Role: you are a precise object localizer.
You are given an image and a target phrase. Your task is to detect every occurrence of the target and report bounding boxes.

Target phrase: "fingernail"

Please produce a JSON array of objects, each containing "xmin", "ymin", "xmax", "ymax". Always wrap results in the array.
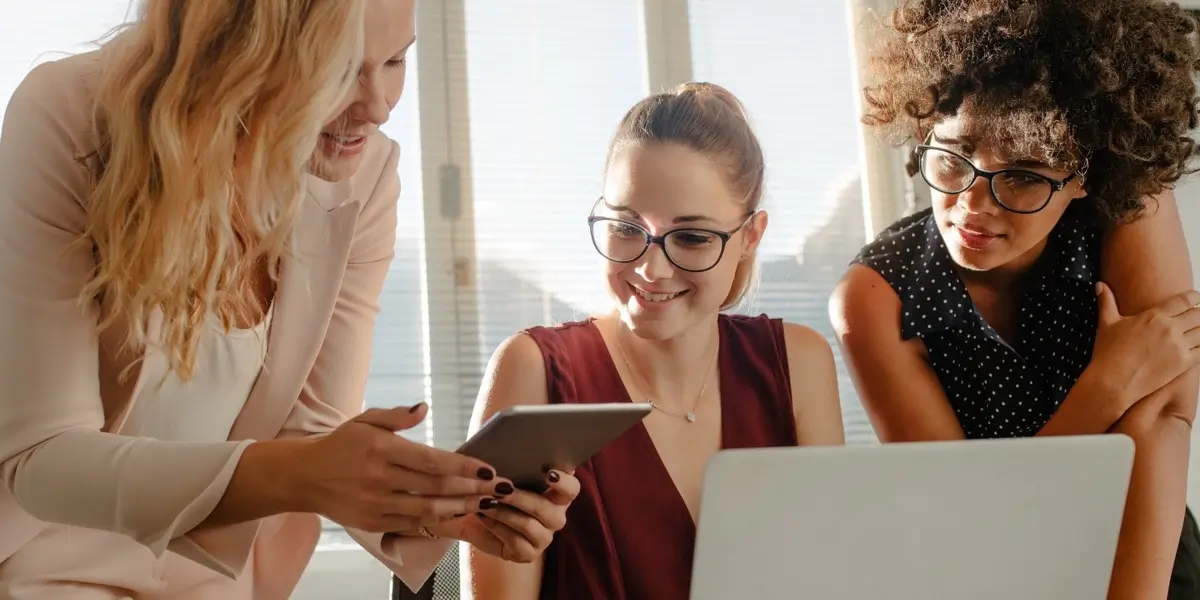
[
  {"xmin": 494, "ymin": 482, "xmax": 514, "ymax": 496},
  {"xmin": 408, "ymin": 402, "xmax": 426, "ymax": 413},
  {"xmin": 454, "ymin": 513, "xmax": 466, "ymax": 518},
  {"xmin": 479, "ymin": 497, "xmax": 499, "ymax": 510},
  {"xmin": 547, "ymin": 470, "xmax": 560, "ymax": 483},
  {"xmin": 477, "ymin": 468, "xmax": 495, "ymax": 480}
]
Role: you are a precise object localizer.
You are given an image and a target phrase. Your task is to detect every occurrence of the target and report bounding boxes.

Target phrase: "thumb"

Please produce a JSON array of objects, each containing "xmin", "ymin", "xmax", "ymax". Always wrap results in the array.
[
  {"xmin": 353, "ymin": 403, "xmax": 428, "ymax": 432},
  {"xmin": 1095, "ymin": 281, "xmax": 1121, "ymax": 325}
]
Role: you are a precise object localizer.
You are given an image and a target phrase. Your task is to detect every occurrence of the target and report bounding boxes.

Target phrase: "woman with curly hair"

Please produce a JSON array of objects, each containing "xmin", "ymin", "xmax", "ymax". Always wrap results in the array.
[{"xmin": 830, "ymin": 0, "xmax": 1200, "ymax": 597}]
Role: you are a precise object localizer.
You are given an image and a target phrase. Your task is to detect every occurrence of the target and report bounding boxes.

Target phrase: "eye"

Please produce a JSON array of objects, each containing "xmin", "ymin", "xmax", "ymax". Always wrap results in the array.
[
  {"xmin": 385, "ymin": 56, "xmax": 408, "ymax": 69},
  {"xmin": 605, "ymin": 221, "xmax": 644, "ymax": 238},
  {"xmin": 672, "ymin": 231, "xmax": 718, "ymax": 246}
]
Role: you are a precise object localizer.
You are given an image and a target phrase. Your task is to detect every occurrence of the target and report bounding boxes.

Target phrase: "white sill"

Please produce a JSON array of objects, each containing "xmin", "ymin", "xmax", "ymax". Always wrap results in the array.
[{"xmin": 291, "ymin": 532, "xmax": 391, "ymax": 600}]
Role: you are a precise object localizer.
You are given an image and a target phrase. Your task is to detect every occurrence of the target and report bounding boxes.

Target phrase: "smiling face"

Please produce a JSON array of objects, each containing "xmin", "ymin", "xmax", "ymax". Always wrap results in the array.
[
  {"xmin": 309, "ymin": 0, "xmax": 415, "ymax": 182},
  {"xmin": 927, "ymin": 113, "xmax": 1088, "ymax": 275},
  {"xmin": 597, "ymin": 142, "xmax": 766, "ymax": 341}
]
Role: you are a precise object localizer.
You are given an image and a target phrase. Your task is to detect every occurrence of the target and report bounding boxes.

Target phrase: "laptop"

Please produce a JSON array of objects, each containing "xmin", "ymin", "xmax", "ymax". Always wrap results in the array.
[{"xmin": 689, "ymin": 435, "xmax": 1134, "ymax": 600}]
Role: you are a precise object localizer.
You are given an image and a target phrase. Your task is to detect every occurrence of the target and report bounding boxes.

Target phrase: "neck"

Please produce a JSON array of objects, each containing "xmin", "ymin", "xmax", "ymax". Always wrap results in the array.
[{"xmin": 608, "ymin": 314, "xmax": 720, "ymax": 403}]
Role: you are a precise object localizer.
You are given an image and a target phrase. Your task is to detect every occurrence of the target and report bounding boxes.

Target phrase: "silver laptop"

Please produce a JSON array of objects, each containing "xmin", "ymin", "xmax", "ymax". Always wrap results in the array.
[{"xmin": 690, "ymin": 435, "xmax": 1134, "ymax": 600}]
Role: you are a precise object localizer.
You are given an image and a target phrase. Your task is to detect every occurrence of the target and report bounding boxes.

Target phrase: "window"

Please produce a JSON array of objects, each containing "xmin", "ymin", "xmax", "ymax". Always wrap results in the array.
[{"xmin": 688, "ymin": 0, "xmax": 875, "ymax": 444}]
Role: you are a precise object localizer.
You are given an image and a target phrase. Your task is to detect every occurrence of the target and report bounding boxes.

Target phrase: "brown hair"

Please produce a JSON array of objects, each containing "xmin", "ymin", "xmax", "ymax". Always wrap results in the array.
[
  {"xmin": 604, "ymin": 82, "xmax": 765, "ymax": 309},
  {"xmin": 861, "ymin": 0, "xmax": 1200, "ymax": 223}
]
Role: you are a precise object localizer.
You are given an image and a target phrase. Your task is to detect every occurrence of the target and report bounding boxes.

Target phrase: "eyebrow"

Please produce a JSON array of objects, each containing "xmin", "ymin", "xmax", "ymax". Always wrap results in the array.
[
  {"xmin": 600, "ymin": 199, "xmax": 716, "ymax": 224},
  {"xmin": 930, "ymin": 132, "xmax": 1047, "ymax": 170}
]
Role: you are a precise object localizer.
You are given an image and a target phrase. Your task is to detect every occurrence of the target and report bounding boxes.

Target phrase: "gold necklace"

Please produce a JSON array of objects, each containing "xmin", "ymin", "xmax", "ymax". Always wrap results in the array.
[{"xmin": 613, "ymin": 325, "xmax": 719, "ymax": 423}]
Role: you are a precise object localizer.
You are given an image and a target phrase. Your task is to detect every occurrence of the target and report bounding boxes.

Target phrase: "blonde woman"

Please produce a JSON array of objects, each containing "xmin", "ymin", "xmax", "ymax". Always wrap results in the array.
[{"xmin": 0, "ymin": 1, "xmax": 577, "ymax": 598}]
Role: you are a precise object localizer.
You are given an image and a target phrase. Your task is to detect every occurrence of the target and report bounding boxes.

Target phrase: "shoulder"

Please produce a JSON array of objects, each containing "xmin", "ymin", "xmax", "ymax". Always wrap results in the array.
[
  {"xmin": 353, "ymin": 132, "xmax": 401, "ymax": 211},
  {"xmin": 853, "ymin": 209, "xmax": 932, "ymax": 275},
  {"xmin": 829, "ymin": 262, "xmax": 903, "ymax": 341},
  {"xmin": 779, "ymin": 321, "xmax": 834, "ymax": 367}
]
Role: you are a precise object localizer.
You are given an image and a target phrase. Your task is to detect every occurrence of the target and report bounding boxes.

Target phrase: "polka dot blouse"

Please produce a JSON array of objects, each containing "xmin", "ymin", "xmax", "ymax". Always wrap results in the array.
[{"xmin": 852, "ymin": 203, "xmax": 1102, "ymax": 439}]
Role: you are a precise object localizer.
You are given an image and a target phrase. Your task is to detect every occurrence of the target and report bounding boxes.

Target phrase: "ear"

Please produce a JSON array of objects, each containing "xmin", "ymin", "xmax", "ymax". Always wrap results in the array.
[{"xmin": 741, "ymin": 211, "xmax": 769, "ymax": 259}]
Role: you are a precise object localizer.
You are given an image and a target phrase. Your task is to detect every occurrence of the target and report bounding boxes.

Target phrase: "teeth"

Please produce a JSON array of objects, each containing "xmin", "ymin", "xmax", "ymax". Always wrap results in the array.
[
  {"xmin": 327, "ymin": 134, "xmax": 362, "ymax": 144},
  {"xmin": 634, "ymin": 287, "xmax": 681, "ymax": 303}
]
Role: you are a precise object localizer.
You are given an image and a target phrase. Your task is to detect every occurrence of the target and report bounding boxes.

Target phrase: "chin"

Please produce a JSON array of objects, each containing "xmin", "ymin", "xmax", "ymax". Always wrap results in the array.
[{"xmin": 309, "ymin": 154, "xmax": 363, "ymax": 182}]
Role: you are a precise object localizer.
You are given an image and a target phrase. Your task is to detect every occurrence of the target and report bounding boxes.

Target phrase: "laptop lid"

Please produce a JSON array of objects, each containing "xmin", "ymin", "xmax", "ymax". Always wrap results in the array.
[{"xmin": 690, "ymin": 435, "xmax": 1134, "ymax": 600}]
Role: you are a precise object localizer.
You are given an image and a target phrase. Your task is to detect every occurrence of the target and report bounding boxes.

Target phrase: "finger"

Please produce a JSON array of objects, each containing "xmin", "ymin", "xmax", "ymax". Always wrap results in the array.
[
  {"xmin": 379, "ymin": 434, "xmax": 498, "ymax": 481},
  {"xmin": 1096, "ymin": 282, "xmax": 1120, "ymax": 325},
  {"xmin": 354, "ymin": 403, "xmax": 428, "ymax": 432},
  {"xmin": 495, "ymin": 489, "xmax": 567, "ymax": 533},
  {"xmin": 1177, "ymin": 299, "xmax": 1200, "ymax": 333},
  {"xmin": 477, "ymin": 511, "xmax": 543, "ymax": 562},
  {"xmin": 383, "ymin": 493, "xmax": 500, "ymax": 523},
  {"xmin": 541, "ymin": 469, "xmax": 580, "ymax": 505},
  {"xmin": 379, "ymin": 465, "xmax": 516, "ymax": 498},
  {"xmin": 1161, "ymin": 289, "xmax": 1200, "ymax": 318}
]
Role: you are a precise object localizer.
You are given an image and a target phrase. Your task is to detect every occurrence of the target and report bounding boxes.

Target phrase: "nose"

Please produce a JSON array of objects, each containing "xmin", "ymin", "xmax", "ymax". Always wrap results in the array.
[
  {"xmin": 634, "ymin": 242, "xmax": 674, "ymax": 282},
  {"xmin": 955, "ymin": 175, "xmax": 998, "ymax": 215},
  {"xmin": 350, "ymin": 72, "xmax": 391, "ymax": 126}
]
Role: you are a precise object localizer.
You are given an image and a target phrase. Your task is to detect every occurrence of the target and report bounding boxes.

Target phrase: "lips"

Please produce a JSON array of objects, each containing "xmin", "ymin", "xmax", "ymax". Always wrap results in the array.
[
  {"xmin": 952, "ymin": 222, "xmax": 1002, "ymax": 251},
  {"xmin": 629, "ymin": 283, "xmax": 687, "ymax": 303}
]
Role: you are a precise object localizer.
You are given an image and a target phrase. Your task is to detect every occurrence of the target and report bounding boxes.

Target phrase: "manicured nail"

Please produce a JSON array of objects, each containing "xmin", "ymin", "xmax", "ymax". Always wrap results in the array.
[
  {"xmin": 547, "ymin": 470, "xmax": 560, "ymax": 483},
  {"xmin": 454, "ymin": 513, "xmax": 466, "ymax": 518},
  {"xmin": 494, "ymin": 482, "xmax": 514, "ymax": 496},
  {"xmin": 479, "ymin": 498, "xmax": 499, "ymax": 510},
  {"xmin": 408, "ymin": 402, "xmax": 426, "ymax": 413},
  {"xmin": 476, "ymin": 468, "xmax": 495, "ymax": 480}
]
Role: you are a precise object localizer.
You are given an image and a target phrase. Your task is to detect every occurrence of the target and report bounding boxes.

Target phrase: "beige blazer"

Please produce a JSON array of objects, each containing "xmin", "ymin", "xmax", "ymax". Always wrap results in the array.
[{"xmin": 0, "ymin": 51, "xmax": 450, "ymax": 597}]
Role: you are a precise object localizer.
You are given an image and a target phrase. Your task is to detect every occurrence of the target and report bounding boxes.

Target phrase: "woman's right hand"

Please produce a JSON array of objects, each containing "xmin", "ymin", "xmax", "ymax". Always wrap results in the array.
[
  {"xmin": 288, "ymin": 403, "xmax": 512, "ymax": 534},
  {"xmin": 1091, "ymin": 282, "xmax": 1200, "ymax": 408}
]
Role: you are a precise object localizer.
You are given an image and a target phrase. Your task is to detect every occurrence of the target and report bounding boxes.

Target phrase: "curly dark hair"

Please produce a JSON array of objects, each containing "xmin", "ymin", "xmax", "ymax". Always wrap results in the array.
[{"xmin": 863, "ymin": 0, "xmax": 1200, "ymax": 223}]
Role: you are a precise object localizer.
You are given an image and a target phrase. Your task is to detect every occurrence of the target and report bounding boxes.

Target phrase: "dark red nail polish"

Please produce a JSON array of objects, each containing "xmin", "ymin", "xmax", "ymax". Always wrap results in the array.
[
  {"xmin": 495, "ymin": 482, "xmax": 514, "ymax": 495},
  {"xmin": 408, "ymin": 402, "xmax": 426, "ymax": 413},
  {"xmin": 479, "ymin": 498, "xmax": 499, "ymax": 510},
  {"xmin": 477, "ymin": 468, "xmax": 495, "ymax": 480},
  {"xmin": 547, "ymin": 470, "xmax": 560, "ymax": 483},
  {"xmin": 454, "ymin": 513, "xmax": 466, "ymax": 518}
]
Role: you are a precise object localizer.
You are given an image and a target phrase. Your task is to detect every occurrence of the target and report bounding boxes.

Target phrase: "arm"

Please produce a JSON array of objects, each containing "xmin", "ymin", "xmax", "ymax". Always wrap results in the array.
[
  {"xmin": 0, "ymin": 60, "xmax": 256, "ymax": 578},
  {"xmin": 782, "ymin": 322, "xmax": 845, "ymax": 446},
  {"xmin": 1094, "ymin": 191, "xmax": 1197, "ymax": 600},
  {"xmin": 828, "ymin": 265, "xmax": 968, "ymax": 442},
  {"xmin": 464, "ymin": 333, "xmax": 551, "ymax": 600}
]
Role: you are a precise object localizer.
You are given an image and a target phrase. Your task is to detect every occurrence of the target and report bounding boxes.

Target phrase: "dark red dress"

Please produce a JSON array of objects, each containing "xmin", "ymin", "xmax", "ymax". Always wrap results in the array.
[{"xmin": 524, "ymin": 314, "xmax": 799, "ymax": 600}]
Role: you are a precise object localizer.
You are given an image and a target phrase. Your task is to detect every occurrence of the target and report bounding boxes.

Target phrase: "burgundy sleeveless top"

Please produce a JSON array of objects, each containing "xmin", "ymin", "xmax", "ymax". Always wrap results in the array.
[{"xmin": 525, "ymin": 314, "xmax": 799, "ymax": 600}]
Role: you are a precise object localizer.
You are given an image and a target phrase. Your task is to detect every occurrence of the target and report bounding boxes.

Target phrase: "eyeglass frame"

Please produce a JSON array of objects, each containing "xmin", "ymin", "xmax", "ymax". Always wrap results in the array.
[
  {"xmin": 913, "ymin": 144, "xmax": 1078, "ymax": 215},
  {"xmin": 586, "ymin": 197, "xmax": 758, "ymax": 273}
]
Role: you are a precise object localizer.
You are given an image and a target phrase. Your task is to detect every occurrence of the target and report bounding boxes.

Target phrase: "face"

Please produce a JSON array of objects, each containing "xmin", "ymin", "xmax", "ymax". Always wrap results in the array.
[
  {"xmin": 596, "ymin": 143, "xmax": 767, "ymax": 341},
  {"xmin": 310, "ymin": 0, "xmax": 415, "ymax": 182},
  {"xmin": 925, "ymin": 114, "xmax": 1088, "ymax": 274}
]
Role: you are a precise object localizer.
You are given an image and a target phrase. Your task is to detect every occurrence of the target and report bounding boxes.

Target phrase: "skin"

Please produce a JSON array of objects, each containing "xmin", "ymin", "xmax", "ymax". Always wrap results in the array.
[
  {"xmin": 466, "ymin": 142, "xmax": 846, "ymax": 599},
  {"xmin": 204, "ymin": 0, "xmax": 580, "ymax": 566},
  {"xmin": 831, "ymin": 112, "xmax": 1200, "ymax": 600}
]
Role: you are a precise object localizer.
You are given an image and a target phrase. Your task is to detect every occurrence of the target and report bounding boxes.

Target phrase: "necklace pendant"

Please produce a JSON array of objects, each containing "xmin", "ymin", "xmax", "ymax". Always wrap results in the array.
[{"xmin": 685, "ymin": 411, "xmax": 697, "ymax": 423}]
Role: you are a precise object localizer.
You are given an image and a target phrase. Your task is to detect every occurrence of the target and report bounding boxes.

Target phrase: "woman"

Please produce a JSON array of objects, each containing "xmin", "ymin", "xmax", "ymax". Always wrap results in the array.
[
  {"xmin": 830, "ymin": 1, "xmax": 1200, "ymax": 598},
  {"xmin": 0, "ymin": 1, "xmax": 577, "ymax": 598},
  {"xmin": 466, "ymin": 82, "xmax": 846, "ymax": 600}
]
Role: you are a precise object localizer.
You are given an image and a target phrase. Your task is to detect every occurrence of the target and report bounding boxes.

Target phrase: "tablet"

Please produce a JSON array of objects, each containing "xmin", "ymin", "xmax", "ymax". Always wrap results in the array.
[{"xmin": 457, "ymin": 403, "xmax": 652, "ymax": 491}]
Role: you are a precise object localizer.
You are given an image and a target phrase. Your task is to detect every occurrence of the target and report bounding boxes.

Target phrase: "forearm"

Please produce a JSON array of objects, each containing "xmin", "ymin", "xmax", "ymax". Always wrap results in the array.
[
  {"xmin": 1106, "ymin": 413, "xmax": 1192, "ymax": 600},
  {"xmin": 200, "ymin": 438, "xmax": 307, "ymax": 528},
  {"xmin": 1036, "ymin": 367, "xmax": 1126, "ymax": 437},
  {"xmin": 2, "ymin": 429, "xmax": 250, "ymax": 547},
  {"xmin": 466, "ymin": 544, "xmax": 543, "ymax": 600}
]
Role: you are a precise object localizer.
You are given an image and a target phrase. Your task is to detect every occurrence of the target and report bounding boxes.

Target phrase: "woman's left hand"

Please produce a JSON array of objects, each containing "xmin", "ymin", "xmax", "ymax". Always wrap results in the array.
[{"xmin": 435, "ymin": 469, "xmax": 579, "ymax": 562}]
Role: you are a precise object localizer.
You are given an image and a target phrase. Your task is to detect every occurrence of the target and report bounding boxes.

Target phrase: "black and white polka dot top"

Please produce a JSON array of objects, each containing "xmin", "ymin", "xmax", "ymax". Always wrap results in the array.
[{"xmin": 852, "ymin": 202, "xmax": 1102, "ymax": 439}]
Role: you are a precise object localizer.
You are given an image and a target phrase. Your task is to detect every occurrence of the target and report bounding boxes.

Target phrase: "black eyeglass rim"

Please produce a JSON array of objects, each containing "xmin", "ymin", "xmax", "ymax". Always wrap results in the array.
[
  {"xmin": 914, "ymin": 144, "xmax": 1077, "ymax": 215},
  {"xmin": 586, "ymin": 204, "xmax": 756, "ymax": 273}
]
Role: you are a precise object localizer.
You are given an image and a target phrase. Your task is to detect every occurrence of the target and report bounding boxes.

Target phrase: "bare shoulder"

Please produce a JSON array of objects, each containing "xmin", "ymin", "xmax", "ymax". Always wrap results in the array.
[
  {"xmin": 829, "ymin": 263, "xmax": 903, "ymax": 341},
  {"xmin": 779, "ymin": 320, "xmax": 845, "ymax": 445},
  {"xmin": 472, "ymin": 332, "xmax": 551, "ymax": 431}
]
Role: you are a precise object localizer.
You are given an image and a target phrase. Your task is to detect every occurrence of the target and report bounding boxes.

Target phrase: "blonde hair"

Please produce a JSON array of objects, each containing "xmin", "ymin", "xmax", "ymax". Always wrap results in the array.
[
  {"xmin": 81, "ymin": 0, "xmax": 366, "ymax": 381},
  {"xmin": 605, "ymin": 82, "xmax": 765, "ymax": 310}
]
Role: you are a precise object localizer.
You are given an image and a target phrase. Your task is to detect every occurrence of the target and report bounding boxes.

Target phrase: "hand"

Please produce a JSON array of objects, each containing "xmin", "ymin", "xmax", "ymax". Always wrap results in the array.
[
  {"xmin": 434, "ymin": 468, "xmax": 580, "ymax": 562},
  {"xmin": 288, "ymin": 403, "xmax": 514, "ymax": 534},
  {"xmin": 1091, "ymin": 283, "xmax": 1200, "ymax": 407}
]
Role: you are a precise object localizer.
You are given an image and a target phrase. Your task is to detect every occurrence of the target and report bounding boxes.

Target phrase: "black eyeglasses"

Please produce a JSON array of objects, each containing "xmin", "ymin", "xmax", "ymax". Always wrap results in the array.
[
  {"xmin": 915, "ymin": 145, "xmax": 1077, "ymax": 214},
  {"xmin": 587, "ymin": 199, "xmax": 756, "ymax": 273}
]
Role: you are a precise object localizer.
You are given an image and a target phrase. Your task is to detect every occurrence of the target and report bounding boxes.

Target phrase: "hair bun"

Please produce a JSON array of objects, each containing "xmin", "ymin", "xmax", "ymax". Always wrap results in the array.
[{"xmin": 673, "ymin": 81, "xmax": 748, "ymax": 120}]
